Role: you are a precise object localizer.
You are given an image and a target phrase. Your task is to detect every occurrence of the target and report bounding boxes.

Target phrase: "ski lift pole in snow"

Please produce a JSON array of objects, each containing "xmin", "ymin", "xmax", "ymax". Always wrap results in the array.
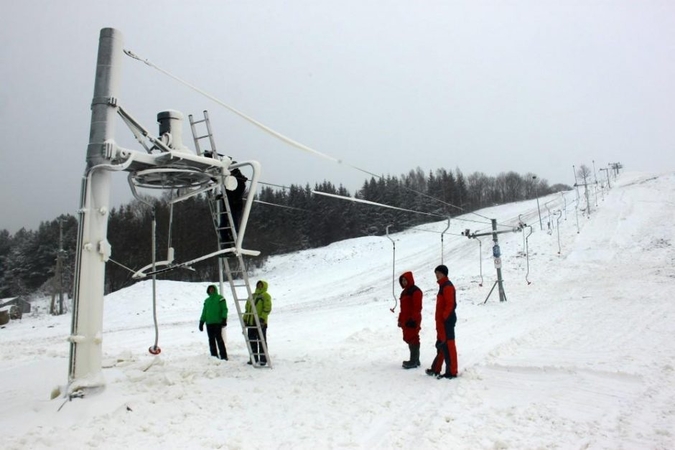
[
  {"xmin": 148, "ymin": 207, "xmax": 161, "ymax": 355},
  {"xmin": 532, "ymin": 175, "xmax": 543, "ymax": 231},
  {"xmin": 476, "ymin": 237, "xmax": 484, "ymax": 287},
  {"xmin": 555, "ymin": 210, "xmax": 563, "ymax": 255},
  {"xmin": 574, "ymin": 197, "xmax": 580, "ymax": 234},
  {"xmin": 440, "ymin": 217, "xmax": 450, "ymax": 264},
  {"xmin": 524, "ymin": 225, "xmax": 533, "ymax": 285},
  {"xmin": 462, "ymin": 228, "xmax": 484, "ymax": 287},
  {"xmin": 386, "ymin": 225, "xmax": 397, "ymax": 313},
  {"xmin": 126, "ymin": 189, "xmax": 166, "ymax": 355},
  {"xmin": 600, "ymin": 167, "xmax": 611, "ymax": 189},
  {"xmin": 519, "ymin": 214, "xmax": 526, "ymax": 254},
  {"xmin": 593, "ymin": 160, "xmax": 600, "ymax": 206}
]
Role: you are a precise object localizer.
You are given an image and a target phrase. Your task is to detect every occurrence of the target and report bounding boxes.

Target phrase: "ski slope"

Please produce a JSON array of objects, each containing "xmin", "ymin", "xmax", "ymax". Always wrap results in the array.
[{"xmin": 1, "ymin": 171, "xmax": 674, "ymax": 449}]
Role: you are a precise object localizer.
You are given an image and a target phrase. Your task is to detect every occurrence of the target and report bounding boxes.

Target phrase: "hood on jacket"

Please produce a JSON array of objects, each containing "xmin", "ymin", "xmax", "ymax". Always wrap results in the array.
[
  {"xmin": 399, "ymin": 271, "xmax": 415, "ymax": 288},
  {"xmin": 206, "ymin": 284, "xmax": 219, "ymax": 295},
  {"xmin": 255, "ymin": 280, "xmax": 268, "ymax": 293}
]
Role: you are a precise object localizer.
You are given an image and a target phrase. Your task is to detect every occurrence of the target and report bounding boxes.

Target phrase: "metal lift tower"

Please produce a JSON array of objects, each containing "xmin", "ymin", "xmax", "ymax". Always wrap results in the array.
[{"xmin": 67, "ymin": 28, "xmax": 266, "ymax": 398}]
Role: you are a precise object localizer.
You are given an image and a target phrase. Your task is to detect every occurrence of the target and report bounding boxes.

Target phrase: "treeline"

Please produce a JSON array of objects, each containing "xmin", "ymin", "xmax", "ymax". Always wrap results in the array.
[{"xmin": 0, "ymin": 168, "xmax": 567, "ymax": 298}]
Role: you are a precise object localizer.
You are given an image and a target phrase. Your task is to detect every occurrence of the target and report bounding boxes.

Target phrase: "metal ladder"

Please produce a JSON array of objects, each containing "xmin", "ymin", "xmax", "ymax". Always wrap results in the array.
[
  {"xmin": 188, "ymin": 110, "xmax": 218, "ymax": 157},
  {"xmin": 190, "ymin": 111, "xmax": 271, "ymax": 368}
]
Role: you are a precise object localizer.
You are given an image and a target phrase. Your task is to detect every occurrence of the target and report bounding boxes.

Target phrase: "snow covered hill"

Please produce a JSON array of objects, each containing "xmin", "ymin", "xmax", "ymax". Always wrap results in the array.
[{"xmin": 1, "ymin": 171, "xmax": 674, "ymax": 449}]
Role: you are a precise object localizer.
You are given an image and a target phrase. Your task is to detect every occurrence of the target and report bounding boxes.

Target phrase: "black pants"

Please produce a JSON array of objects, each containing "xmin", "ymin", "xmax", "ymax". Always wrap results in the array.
[
  {"xmin": 247, "ymin": 325, "xmax": 268, "ymax": 363},
  {"xmin": 206, "ymin": 324, "xmax": 228, "ymax": 360},
  {"xmin": 219, "ymin": 201, "xmax": 243, "ymax": 245}
]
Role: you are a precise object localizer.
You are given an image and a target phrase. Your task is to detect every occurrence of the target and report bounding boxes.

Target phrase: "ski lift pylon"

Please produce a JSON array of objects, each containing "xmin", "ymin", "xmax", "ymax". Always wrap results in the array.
[
  {"xmin": 524, "ymin": 225, "xmax": 533, "ymax": 285},
  {"xmin": 440, "ymin": 217, "xmax": 450, "ymax": 264},
  {"xmin": 386, "ymin": 225, "xmax": 397, "ymax": 313}
]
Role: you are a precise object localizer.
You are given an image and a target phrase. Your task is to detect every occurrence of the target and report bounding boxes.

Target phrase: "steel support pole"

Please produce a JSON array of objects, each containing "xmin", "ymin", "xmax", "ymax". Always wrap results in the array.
[
  {"xmin": 533, "ymin": 176, "xmax": 542, "ymax": 231},
  {"xmin": 493, "ymin": 219, "xmax": 507, "ymax": 302},
  {"xmin": 483, "ymin": 219, "xmax": 507, "ymax": 303},
  {"xmin": 68, "ymin": 28, "xmax": 123, "ymax": 395}
]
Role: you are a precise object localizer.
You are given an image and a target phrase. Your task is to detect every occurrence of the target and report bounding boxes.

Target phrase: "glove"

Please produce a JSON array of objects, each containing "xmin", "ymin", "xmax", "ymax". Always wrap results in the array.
[
  {"xmin": 405, "ymin": 319, "xmax": 417, "ymax": 329},
  {"xmin": 221, "ymin": 318, "xmax": 227, "ymax": 328},
  {"xmin": 199, "ymin": 321, "xmax": 204, "ymax": 332},
  {"xmin": 260, "ymin": 319, "xmax": 266, "ymax": 327}
]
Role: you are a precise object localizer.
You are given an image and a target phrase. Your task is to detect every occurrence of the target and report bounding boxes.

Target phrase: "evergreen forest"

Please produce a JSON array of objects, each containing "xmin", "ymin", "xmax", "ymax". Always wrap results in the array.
[{"xmin": 0, "ymin": 167, "xmax": 568, "ymax": 303}]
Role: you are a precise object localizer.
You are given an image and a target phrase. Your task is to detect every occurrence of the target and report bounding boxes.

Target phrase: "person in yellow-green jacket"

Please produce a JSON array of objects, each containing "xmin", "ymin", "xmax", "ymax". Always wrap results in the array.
[
  {"xmin": 199, "ymin": 284, "xmax": 228, "ymax": 360},
  {"xmin": 244, "ymin": 280, "xmax": 272, "ymax": 366}
]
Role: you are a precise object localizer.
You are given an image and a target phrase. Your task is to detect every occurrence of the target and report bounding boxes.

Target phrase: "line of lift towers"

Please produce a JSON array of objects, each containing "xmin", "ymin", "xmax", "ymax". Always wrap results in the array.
[{"xmin": 65, "ymin": 28, "xmax": 269, "ymax": 398}]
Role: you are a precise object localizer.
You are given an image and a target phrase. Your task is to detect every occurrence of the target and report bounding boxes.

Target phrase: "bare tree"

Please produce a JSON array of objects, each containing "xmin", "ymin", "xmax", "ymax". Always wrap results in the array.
[
  {"xmin": 577, "ymin": 165, "xmax": 592, "ymax": 184},
  {"xmin": 576, "ymin": 164, "xmax": 593, "ymax": 215}
]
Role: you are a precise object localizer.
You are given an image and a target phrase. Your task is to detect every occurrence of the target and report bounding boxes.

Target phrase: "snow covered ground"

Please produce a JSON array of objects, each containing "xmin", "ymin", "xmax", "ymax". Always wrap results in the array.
[{"xmin": 1, "ymin": 171, "xmax": 674, "ymax": 449}]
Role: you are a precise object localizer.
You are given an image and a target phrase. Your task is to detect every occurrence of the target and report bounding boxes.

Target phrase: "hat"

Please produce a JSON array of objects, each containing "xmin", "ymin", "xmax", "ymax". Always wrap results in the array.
[{"xmin": 434, "ymin": 265, "xmax": 448, "ymax": 277}]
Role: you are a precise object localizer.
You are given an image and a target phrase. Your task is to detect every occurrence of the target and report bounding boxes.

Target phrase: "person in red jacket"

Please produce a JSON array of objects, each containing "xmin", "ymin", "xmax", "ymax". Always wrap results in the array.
[
  {"xmin": 397, "ymin": 271, "xmax": 423, "ymax": 369},
  {"xmin": 426, "ymin": 264, "xmax": 458, "ymax": 379}
]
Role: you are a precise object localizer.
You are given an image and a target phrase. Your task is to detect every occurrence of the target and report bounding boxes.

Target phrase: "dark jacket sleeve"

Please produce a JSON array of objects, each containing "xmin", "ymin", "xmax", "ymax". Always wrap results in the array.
[{"xmin": 442, "ymin": 284, "xmax": 456, "ymax": 340}]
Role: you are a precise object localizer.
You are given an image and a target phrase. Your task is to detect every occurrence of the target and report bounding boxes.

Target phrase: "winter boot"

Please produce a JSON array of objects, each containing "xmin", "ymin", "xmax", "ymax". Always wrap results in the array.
[
  {"xmin": 437, "ymin": 373, "xmax": 457, "ymax": 380},
  {"xmin": 403, "ymin": 344, "xmax": 420, "ymax": 369},
  {"xmin": 411, "ymin": 344, "xmax": 420, "ymax": 367},
  {"xmin": 402, "ymin": 343, "xmax": 413, "ymax": 368}
]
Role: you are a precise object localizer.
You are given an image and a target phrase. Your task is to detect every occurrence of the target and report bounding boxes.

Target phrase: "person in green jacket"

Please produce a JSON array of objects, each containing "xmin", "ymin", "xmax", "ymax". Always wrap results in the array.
[
  {"xmin": 199, "ymin": 284, "xmax": 229, "ymax": 360},
  {"xmin": 244, "ymin": 280, "xmax": 272, "ymax": 366}
]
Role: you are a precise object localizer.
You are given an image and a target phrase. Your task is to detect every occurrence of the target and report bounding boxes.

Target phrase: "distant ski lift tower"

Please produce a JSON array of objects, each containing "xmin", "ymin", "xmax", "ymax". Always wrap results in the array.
[
  {"xmin": 609, "ymin": 162, "xmax": 622, "ymax": 176},
  {"xmin": 532, "ymin": 175, "xmax": 543, "ymax": 231},
  {"xmin": 600, "ymin": 167, "xmax": 611, "ymax": 188},
  {"xmin": 592, "ymin": 160, "xmax": 599, "ymax": 206}
]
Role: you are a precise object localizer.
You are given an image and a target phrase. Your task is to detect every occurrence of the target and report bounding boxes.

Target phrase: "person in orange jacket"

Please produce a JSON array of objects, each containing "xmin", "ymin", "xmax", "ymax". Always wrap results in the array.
[
  {"xmin": 426, "ymin": 264, "xmax": 458, "ymax": 379},
  {"xmin": 397, "ymin": 271, "xmax": 423, "ymax": 369}
]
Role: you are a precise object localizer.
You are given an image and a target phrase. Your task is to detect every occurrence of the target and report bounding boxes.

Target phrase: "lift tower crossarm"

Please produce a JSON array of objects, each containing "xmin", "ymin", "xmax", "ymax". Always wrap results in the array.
[{"xmin": 465, "ymin": 226, "xmax": 522, "ymax": 239}]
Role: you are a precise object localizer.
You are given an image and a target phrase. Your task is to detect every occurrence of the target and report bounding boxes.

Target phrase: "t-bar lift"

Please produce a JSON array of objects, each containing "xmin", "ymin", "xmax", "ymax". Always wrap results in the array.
[{"xmin": 463, "ymin": 219, "xmax": 523, "ymax": 304}]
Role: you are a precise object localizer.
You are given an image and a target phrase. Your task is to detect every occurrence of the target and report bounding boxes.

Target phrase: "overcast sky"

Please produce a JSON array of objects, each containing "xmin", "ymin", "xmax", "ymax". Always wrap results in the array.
[{"xmin": 1, "ymin": 0, "xmax": 674, "ymax": 233}]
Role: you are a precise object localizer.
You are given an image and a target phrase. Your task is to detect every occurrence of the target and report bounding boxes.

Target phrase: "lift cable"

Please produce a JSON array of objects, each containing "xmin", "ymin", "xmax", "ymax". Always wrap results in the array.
[
  {"xmin": 253, "ymin": 199, "xmax": 310, "ymax": 212},
  {"xmin": 124, "ymin": 48, "xmax": 490, "ymax": 225},
  {"xmin": 312, "ymin": 190, "xmax": 446, "ymax": 218},
  {"xmin": 259, "ymin": 181, "xmax": 294, "ymax": 190}
]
